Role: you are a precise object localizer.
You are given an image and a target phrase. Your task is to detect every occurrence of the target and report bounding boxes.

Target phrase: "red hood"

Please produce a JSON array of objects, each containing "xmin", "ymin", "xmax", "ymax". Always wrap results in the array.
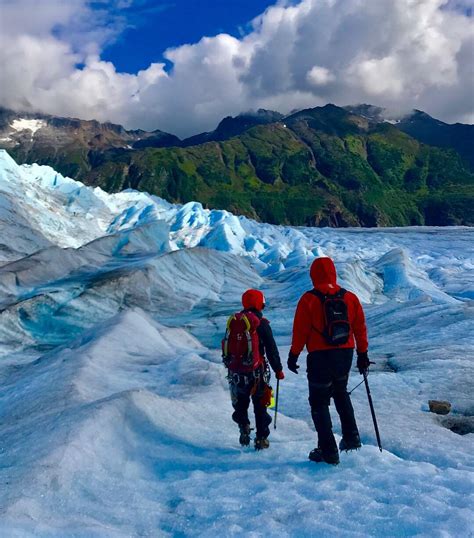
[{"xmin": 310, "ymin": 257, "xmax": 340, "ymax": 294}]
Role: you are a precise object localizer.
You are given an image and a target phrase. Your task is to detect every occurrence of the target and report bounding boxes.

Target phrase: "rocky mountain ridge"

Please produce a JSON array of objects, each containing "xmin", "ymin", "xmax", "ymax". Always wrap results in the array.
[{"xmin": 1, "ymin": 104, "xmax": 472, "ymax": 227}]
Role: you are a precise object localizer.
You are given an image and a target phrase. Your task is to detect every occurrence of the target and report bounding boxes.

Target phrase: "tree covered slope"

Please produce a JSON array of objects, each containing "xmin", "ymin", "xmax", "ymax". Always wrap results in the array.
[{"xmin": 2, "ymin": 105, "xmax": 472, "ymax": 226}]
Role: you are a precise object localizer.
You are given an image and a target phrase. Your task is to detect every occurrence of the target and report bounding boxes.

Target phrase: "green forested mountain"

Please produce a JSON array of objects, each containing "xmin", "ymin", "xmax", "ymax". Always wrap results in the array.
[
  {"xmin": 345, "ymin": 104, "xmax": 474, "ymax": 171},
  {"xmin": 1, "ymin": 104, "xmax": 472, "ymax": 226}
]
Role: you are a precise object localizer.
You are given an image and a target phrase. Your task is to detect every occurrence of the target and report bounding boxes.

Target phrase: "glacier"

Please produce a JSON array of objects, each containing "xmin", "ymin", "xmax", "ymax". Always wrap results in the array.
[{"xmin": 0, "ymin": 149, "xmax": 473, "ymax": 537}]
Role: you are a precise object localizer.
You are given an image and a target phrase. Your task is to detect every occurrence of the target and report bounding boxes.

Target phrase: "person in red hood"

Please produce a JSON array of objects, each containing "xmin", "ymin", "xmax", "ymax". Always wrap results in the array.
[{"xmin": 288, "ymin": 257, "xmax": 370, "ymax": 465}]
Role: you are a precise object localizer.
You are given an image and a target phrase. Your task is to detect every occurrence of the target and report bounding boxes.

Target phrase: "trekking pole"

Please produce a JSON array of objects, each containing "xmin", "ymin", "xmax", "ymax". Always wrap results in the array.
[
  {"xmin": 363, "ymin": 370, "xmax": 382, "ymax": 452},
  {"xmin": 348, "ymin": 378, "xmax": 365, "ymax": 395},
  {"xmin": 349, "ymin": 361, "xmax": 375, "ymax": 394},
  {"xmin": 274, "ymin": 378, "xmax": 280, "ymax": 430}
]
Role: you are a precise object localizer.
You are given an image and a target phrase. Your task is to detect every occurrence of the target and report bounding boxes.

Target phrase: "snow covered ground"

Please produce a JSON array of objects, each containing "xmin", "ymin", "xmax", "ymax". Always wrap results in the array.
[{"xmin": 0, "ymin": 150, "xmax": 473, "ymax": 537}]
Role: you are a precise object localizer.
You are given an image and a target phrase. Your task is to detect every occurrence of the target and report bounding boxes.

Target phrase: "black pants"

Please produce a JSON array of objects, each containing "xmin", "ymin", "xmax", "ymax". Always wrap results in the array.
[
  {"xmin": 230, "ymin": 376, "xmax": 272, "ymax": 439},
  {"xmin": 307, "ymin": 348, "xmax": 359, "ymax": 453}
]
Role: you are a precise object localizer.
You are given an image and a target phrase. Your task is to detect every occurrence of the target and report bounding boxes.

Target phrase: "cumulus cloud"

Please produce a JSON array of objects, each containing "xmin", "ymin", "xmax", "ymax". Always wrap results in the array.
[
  {"xmin": 0, "ymin": 0, "xmax": 472, "ymax": 136},
  {"xmin": 307, "ymin": 66, "xmax": 335, "ymax": 86}
]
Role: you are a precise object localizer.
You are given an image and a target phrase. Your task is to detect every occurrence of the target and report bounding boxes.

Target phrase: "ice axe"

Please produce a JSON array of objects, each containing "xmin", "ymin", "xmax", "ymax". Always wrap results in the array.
[
  {"xmin": 362, "ymin": 368, "xmax": 383, "ymax": 452},
  {"xmin": 273, "ymin": 378, "xmax": 280, "ymax": 429}
]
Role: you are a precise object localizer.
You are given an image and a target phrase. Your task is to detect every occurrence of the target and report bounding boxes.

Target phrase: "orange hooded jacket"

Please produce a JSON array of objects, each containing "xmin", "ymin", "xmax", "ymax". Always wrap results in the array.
[{"xmin": 290, "ymin": 257, "xmax": 368, "ymax": 356}]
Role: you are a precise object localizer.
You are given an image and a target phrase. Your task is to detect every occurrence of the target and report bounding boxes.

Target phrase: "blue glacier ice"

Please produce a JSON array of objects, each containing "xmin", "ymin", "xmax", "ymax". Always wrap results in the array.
[{"xmin": 0, "ymin": 150, "xmax": 473, "ymax": 537}]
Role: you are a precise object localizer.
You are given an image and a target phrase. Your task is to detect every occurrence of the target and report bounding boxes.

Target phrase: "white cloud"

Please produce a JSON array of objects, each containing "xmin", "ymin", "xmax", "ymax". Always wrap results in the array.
[
  {"xmin": 307, "ymin": 66, "xmax": 335, "ymax": 86},
  {"xmin": 0, "ymin": 0, "xmax": 472, "ymax": 137}
]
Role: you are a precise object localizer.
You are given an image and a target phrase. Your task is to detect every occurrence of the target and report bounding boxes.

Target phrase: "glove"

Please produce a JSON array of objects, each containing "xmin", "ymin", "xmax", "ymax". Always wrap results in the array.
[
  {"xmin": 222, "ymin": 355, "xmax": 232, "ymax": 368},
  {"xmin": 275, "ymin": 370, "xmax": 285, "ymax": 380},
  {"xmin": 357, "ymin": 351, "xmax": 370, "ymax": 374},
  {"xmin": 287, "ymin": 352, "xmax": 300, "ymax": 374}
]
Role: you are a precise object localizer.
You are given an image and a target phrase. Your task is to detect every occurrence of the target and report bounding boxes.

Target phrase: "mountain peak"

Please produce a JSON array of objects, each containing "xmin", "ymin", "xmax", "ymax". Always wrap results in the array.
[{"xmin": 182, "ymin": 109, "xmax": 284, "ymax": 147}]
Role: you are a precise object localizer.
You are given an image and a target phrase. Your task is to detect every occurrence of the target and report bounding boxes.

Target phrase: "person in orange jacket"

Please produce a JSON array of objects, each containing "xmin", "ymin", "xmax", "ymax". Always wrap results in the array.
[{"xmin": 287, "ymin": 257, "xmax": 370, "ymax": 465}]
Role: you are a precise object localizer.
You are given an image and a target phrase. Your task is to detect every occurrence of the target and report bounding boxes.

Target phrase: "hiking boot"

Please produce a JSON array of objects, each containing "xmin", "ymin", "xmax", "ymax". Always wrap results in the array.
[
  {"xmin": 254, "ymin": 437, "xmax": 270, "ymax": 450},
  {"xmin": 239, "ymin": 424, "xmax": 251, "ymax": 446},
  {"xmin": 339, "ymin": 434, "xmax": 361, "ymax": 452},
  {"xmin": 308, "ymin": 447, "xmax": 340, "ymax": 465}
]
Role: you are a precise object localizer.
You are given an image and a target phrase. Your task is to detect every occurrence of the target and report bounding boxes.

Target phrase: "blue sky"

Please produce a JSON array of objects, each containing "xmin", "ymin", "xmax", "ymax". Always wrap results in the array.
[
  {"xmin": 101, "ymin": 0, "xmax": 277, "ymax": 73},
  {"xmin": 1, "ymin": 0, "xmax": 472, "ymax": 135}
]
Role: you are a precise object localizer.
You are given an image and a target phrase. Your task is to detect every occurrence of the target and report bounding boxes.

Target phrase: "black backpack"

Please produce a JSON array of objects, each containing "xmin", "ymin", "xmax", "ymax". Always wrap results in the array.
[{"xmin": 309, "ymin": 288, "xmax": 350, "ymax": 346}]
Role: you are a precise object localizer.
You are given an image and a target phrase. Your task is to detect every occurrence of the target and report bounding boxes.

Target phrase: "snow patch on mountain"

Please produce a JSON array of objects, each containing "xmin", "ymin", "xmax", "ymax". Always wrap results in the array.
[{"xmin": 10, "ymin": 118, "xmax": 46, "ymax": 135}]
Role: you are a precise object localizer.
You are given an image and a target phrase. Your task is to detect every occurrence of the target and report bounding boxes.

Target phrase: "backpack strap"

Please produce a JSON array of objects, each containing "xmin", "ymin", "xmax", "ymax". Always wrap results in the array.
[
  {"xmin": 223, "ymin": 314, "xmax": 236, "ymax": 357},
  {"xmin": 308, "ymin": 288, "xmax": 325, "ymax": 301},
  {"xmin": 240, "ymin": 314, "xmax": 253, "ymax": 358},
  {"xmin": 307, "ymin": 288, "xmax": 346, "ymax": 301},
  {"xmin": 240, "ymin": 314, "xmax": 252, "ymax": 332},
  {"xmin": 226, "ymin": 314, "xmax": 236, "ymax": 329}
]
